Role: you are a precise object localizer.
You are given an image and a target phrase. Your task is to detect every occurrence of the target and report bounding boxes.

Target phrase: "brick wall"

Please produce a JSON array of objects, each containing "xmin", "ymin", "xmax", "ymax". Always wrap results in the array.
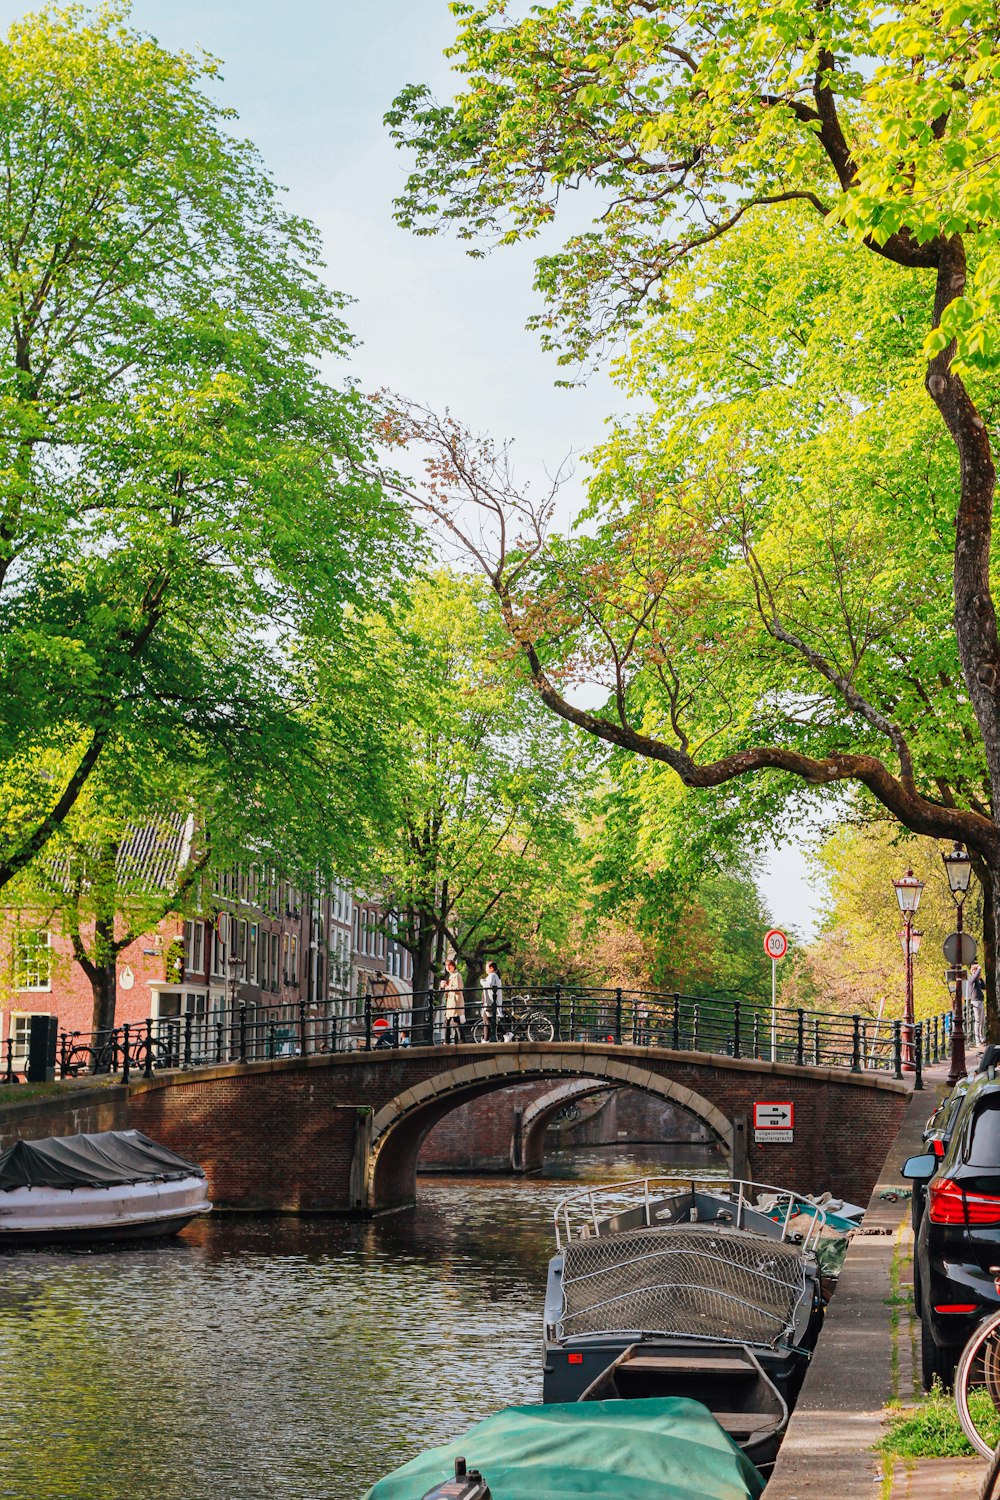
[
  {"xmin": 0, "ymin": 1083, "xmax": 128, "ymax": 1151},
  {"xmin": 0, "ymin": 1045, "xmax": 910, "ymax": 1215}
]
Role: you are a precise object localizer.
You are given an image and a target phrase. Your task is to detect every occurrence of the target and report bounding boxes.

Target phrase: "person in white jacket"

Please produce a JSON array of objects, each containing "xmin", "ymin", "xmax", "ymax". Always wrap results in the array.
[{"xmin": 480, "ymin": 961, "xmax": 504, "ymax": 1040}]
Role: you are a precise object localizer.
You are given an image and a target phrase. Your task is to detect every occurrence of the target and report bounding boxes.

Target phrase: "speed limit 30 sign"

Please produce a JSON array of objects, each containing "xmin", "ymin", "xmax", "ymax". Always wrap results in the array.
[{"xmin": 763, "ymin": 928, "xmax": 788, "ymax": 960}]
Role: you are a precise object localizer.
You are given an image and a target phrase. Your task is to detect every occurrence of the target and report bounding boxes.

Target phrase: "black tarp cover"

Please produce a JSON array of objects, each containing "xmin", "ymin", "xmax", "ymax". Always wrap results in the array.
[{"xmin": 0, "ymin": 1130, "xmax": 204, "ymax": 1191}]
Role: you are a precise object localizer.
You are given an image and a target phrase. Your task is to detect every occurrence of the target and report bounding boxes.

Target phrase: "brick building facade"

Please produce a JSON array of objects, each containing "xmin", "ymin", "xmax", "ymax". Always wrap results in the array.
[{"xmin": 0, "ymin": 859, "xmax": 415, "ymax": 1069}]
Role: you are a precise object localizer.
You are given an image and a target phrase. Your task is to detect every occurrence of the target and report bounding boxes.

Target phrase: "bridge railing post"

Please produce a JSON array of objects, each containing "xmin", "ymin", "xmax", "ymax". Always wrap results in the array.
[
  {"xmin": 795, "ymin": 1009, "xmax": 805, "ymax": 1066},
  {"xmin": 752, "ymin": 1011, "xmax": 760, "ymax": 1059},
  {"xmin": 121, "ymin": 1023, "xmax": 131, "ymax": 1084},
  {"xmin": 860, "ymin": 1020, "xmax": 868, "ymax": 1067},
  {"xmin": 893, "ymin": 1018, "xmax": 903, "ymax": 1080},
  {"xmin": 3, "ymin": 1035, "xmax": 13, "ymax": 1084},
  {"xmin": 239, "ymin": 1005, "xmax": 248, "ymax": 1064},
  {"xmin": 364, "ymin": 993, "xmax": 372, "ymax": 1052},
  {"xmin": 692, "ymin": 1005, "xmax": 700, "ymax": 1052},
  {"xmin": 732, "ymin": 1000, "xmax": 741, "ymax": 1059},
  {"xmin": 615, "ymin": 987, "xmax": 623, "ymax": 1045},
  {"xmin": 851, "ymin": 1014, "xmax": 861, "ymax": 1072},
  {"xmin": 183, "ymin": 1013, "xmax": 193, "ymax": 1069},
  {"xmin": 491, "ymin": 992, "xmax": 498, "ymax": 1041},
  {"xmin": 553, "ymin": 983, "xmax": 562, "ymax": 1042},
  {"xmin": 914, "ymin": 1022, "xmax": 924, "ymax": 1090},
  {"xmin": 144, "ymin": 1019, "xmax": 154, "ymax": 1078},
  {"xmin": 299, "ymin": 1000, "xmax": 309, "ymax": 1057},
  {"xmin": 672, "ymin": 994, "xmax": 680, "ymax": 1051},
  {"xmin": 813, "ymin": 1017, "xmax": 820, "ymax": 1067}
]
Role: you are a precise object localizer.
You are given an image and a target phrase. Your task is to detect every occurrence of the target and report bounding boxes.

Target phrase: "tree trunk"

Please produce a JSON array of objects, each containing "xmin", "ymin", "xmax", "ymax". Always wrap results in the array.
[{"xmin": 411, "ymin": 921, "xmax": 437, "ymax": 1003}]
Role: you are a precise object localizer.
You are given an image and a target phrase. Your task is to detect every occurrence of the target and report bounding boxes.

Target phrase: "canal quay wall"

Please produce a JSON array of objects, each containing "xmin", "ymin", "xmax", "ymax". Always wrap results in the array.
[
  {"xmin": 0, "ymin": 1080, "xmax": 128, "ymax": 1151},
  {"xmin": 0, "ymin": 1043, "xmax": 908, "ymax": 1215}
]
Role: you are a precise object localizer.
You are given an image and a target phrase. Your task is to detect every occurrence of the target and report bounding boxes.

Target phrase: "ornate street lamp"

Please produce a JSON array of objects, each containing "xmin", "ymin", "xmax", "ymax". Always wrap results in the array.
[
  {"xmin": 943, "ymin": 842, "xmax": 973, "ymax": 1085},
  {"xmin": 893, "ymin": 870, "xmax": 925, "ymax": 1071}
]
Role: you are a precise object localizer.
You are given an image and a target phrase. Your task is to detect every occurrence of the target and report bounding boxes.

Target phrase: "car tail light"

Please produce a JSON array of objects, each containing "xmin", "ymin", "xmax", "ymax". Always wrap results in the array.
[
  {"xmin": 568, "ymin": 1353, "xmax": 583, "ymax": 1365},
  {"xmin": 931, "ymin": 1139, "xmax": 946, "ymax": 1158},
  {"xmin": 933, "ymin": 1303, "xmax": 979, "ymax": 1314},
  {"xmin": 928, "ymin": 1177, "xmax": 1000, "ymax": 1225}
]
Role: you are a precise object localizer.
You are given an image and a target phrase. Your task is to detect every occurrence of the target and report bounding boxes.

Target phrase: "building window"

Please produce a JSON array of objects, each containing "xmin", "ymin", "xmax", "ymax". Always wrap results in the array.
[
  {"xmin": 9, "ymin": 1011, "xmax": 50, "ymax": 1062},
  {"xmin": 249, "ymin": 923, "xmax": 259, "ymax": 984},
  {"xmin": 185, "ymin": 921, "xmax": 205, "ymax": 976},
  {"xmin": 289, "ymin": 934, "xmax": 298, "ymax": 984},
  {"xmin": 14, "ymin": 929, "xmax": 51, "ymax": 992},
  {"xmin": 270, "ymin": 933, "xmax": 279, "ymax": 989}
]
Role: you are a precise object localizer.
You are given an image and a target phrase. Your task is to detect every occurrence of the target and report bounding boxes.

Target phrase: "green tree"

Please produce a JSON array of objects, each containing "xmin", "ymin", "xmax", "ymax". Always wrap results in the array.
[
  {"xmin": 784, "ymin": 823, "xmax": 973, "ymax": 1030},
  {"xmin": 363, "ymin": 568, "xmax": 589, "ymax": 999},
  {"xmin": 0, "ymin": 3, "xmax": 406, "ymax": 889},
  {"xmin": 386, "ymin": 1, "xmax": 1000, "ymax": 1027}
]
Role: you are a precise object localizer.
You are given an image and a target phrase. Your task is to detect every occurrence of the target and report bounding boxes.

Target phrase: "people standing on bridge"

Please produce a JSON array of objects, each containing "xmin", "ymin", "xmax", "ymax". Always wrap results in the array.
[
  {"xmin": 970, "ymin": 964, "xmax": 987, "ymax": 1048},
  {"xmin": 480, "ymin": 961, "xmax": 504, "ymax": 1040},
  {"xmin": 442, "ymin": 959, "xmax": 465, "ymax": 1045}
]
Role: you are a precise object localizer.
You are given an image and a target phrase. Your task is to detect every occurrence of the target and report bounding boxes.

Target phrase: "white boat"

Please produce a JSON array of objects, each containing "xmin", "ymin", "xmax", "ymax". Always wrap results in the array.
[{"xmin": 0, "ymin": 1129, "xmax": 211, "ymax": 1245}]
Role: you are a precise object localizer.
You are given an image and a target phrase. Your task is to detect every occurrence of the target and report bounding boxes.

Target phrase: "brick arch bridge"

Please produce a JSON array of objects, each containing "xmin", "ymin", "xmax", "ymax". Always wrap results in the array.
[
  {"xmin": 370, "ymin": 1054, "xmax": 735, "ymax": 1204},
  {"xmin": 122, "ymin": 1040, "xmax": 909, "ymax": 1215}
]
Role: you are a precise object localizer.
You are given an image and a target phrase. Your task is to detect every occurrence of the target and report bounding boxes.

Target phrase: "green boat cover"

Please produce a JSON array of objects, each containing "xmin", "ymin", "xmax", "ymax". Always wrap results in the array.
[{"xmin": 363, "ymin": 1397, "xmax": 765, "ymax": 1500}]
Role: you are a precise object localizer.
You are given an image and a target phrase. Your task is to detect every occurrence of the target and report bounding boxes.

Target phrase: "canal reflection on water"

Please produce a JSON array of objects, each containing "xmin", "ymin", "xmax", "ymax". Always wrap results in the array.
[{"xmin": 0, "ymin": 1142, "xmax": 725, "ymax": 1500}]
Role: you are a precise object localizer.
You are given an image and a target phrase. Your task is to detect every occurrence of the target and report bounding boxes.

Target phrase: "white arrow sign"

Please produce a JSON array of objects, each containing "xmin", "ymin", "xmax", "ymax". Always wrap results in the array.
[{"xmin": 754, "ymin": 1101, "xmax": 794, "ymax": 1130}]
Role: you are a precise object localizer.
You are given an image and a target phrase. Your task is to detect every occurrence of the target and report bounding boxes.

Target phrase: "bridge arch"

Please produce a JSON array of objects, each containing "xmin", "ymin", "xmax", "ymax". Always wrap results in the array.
[{"xmin": 366, "ymin": 1052, "xmax": 733, "ymax": 1212}]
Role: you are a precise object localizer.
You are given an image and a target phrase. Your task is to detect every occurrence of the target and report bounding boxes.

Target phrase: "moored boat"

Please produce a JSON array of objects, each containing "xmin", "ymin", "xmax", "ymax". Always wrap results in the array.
[
  {"xmin": 542, "ymin": 1176, "xmax": 826, "ymax": 1466},
  {"xmin": 363, "ymin": 1396, "xmax": 765, "ymax": 1500},
  {"xmin": 0, "ymin": 1129, "xmax": 211, "ymax": 1245}
]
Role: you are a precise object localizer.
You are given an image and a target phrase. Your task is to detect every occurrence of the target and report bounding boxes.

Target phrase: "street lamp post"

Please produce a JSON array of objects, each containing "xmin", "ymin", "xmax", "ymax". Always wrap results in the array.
[
  {"xmin": 893, "ymin": 870, "xmax": 925, "ymax": 1072},
  {"xmin": 943, "ymin": 841, "xmax": 974, "ymax": 1086}
]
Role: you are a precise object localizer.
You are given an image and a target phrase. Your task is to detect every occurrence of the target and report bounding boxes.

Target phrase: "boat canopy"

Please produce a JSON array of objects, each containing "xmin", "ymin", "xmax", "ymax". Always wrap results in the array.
[
  {"xmin": 363, "ymin": 1397, "xmax": 765, "ymax": 1500},
  {"xmin": 0, "ymin": 1130, "xmax": 204, "ymax": 1191}
]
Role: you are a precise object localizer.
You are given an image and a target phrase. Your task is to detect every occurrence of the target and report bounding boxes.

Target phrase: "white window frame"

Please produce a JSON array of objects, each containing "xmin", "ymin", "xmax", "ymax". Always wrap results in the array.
[
  {"xmin": 9, "ymin": 1010, "xmax": 52, "ymax": 1062},
  {"xmin": 13, "ymin": 929, "xmax": 51, "ymax": 992}
]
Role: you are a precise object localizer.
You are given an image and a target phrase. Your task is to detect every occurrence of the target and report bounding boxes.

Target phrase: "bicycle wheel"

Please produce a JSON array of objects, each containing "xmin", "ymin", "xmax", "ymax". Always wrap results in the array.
[
  {"xmin": 955, "ymin": 1310, "xmax": 1000, "ymax": 1458},
  {"xmin": 471, "ymin": 1019, "xmax": 488, "ymax": 1043},
  {"xmin": 527, "ymin": 1012, "xmax": 554, "ymax": 1043}
]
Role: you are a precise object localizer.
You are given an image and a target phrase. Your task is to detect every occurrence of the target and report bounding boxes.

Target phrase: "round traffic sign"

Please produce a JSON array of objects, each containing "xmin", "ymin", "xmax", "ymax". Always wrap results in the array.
[
  {"xmin": 764, "ymin": 928, "xmax": 788, "ymax": 960},
  {"xmin": 943, "ymin": 931, "xmax": 977, "ymax": 966}
]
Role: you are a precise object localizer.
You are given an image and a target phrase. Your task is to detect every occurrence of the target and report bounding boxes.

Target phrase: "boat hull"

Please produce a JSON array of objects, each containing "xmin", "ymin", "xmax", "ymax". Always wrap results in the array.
[{"xmin": 0, "ymin": 1174, "xmax": 211, "ymax": 1247}]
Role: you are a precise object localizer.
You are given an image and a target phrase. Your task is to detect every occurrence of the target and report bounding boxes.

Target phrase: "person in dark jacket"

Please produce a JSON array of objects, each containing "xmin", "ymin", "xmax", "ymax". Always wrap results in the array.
[{"xmin": 970, "ymin": 964, "xmax": 987, "ymax": 1048}]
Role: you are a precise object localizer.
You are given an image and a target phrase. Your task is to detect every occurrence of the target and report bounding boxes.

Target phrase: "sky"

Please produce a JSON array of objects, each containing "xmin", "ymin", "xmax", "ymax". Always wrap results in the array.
[{"xmin": 0, "ymin": 0, "xmax": 826, "ymax": 937}]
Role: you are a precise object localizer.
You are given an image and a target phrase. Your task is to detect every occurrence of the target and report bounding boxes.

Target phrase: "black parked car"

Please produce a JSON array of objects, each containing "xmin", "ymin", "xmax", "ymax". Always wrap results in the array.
[
  {"xmin": 905, "ymin": 1069, "xmax": 1000, "ymax": 1389},
  {"xmin": 912, "ymin": 1075, "xmax": 975, "ymax": 1236}
]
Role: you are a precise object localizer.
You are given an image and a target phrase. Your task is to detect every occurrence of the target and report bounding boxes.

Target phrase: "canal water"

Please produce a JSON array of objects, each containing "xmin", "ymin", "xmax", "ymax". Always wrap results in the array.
[{"xmin": 0, "ymin": 1142, "xmax": 724, "ymax": 1500}]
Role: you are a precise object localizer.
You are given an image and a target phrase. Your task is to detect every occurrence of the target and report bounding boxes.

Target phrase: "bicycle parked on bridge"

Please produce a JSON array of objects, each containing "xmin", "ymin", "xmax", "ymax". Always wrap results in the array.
[{"xmin": 472, "ymin": 995, "xmax": 554, "ymax": 1044}]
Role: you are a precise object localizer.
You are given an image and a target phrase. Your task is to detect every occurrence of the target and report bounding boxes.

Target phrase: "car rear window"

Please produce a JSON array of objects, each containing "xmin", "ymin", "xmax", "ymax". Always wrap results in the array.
[{"xmin": 966, "ymin": 1095, "xmax": 1000, "ymax": 1167}]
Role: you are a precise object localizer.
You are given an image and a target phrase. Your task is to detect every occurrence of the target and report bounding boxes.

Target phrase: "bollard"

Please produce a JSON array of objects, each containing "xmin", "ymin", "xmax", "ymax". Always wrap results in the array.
[{"xmin": 914, "ymin": 1023, "xmax": 924, "ymax": 1090}]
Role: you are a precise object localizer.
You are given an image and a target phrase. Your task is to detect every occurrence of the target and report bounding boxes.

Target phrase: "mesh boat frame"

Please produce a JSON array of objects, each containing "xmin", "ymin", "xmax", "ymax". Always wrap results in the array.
[{"xmin": 556, "ymin": 1223, "xmax": 809, "ymax": 1349}]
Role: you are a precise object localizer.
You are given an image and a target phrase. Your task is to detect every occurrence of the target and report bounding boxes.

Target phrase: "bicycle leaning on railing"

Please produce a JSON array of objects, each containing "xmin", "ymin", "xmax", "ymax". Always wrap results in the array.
[{"xmin": 472, "ymin": 994, "xmax": 554, "ymax": 1044}]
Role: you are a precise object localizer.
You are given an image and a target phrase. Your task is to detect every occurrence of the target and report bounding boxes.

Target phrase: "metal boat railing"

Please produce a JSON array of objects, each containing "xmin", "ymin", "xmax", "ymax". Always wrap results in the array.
[{"xmin": 552, "ymin": 1176, "xmax": 831, "ymax": 1253}]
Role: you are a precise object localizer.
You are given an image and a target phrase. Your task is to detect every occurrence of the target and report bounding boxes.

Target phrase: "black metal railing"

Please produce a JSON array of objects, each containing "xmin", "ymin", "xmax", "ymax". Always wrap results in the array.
[{"xmin": 33, "ymin": 985, "xmax": 960, "ymax": 1090}]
